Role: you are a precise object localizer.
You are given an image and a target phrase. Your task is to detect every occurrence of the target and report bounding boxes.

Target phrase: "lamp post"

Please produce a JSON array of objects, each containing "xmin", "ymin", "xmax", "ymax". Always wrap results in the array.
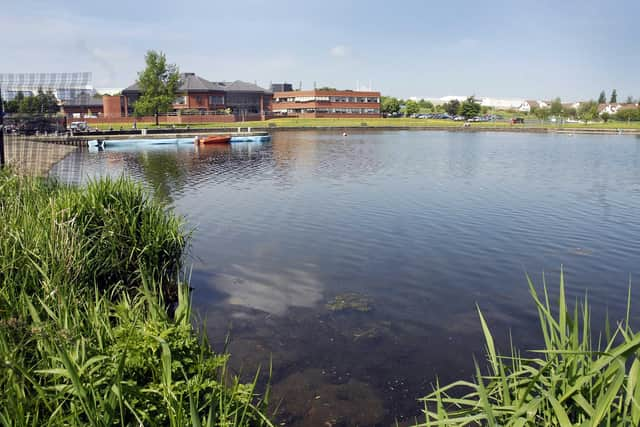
[{"xmin": 0, "ymin": 84, "xmax": 5, "ymax": 168}]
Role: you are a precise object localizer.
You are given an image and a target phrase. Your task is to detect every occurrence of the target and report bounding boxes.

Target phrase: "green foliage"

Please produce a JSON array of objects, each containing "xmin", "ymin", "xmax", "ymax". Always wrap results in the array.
[
  {"xmin": 417, "ymin": 271, "xmax": 640, "ymax": 427},
  {"xmin": 0, "ymin": 171, "xmax": 272, "ymax": 426},
  {"xmin": 598, "ymin": 91, "xmax": 606, "ymax": 104},
  {"xmin": 615, "ymin": 108, "xmax": 640, "ymax": 121},
  {"xmin": 460, "ymin": 96, "xmax": 481, "ymax": 119},
  {"xmin": 134, "ymin": 50, "xmax": 180, "ymax": 124},
  {"xmin": 610, "ymin": 89, "xmax": 618, "ymax": 103},
  {"xmin": 405, "ymin": 100, "xmax": 420, "ymax": 116},
  {"xmin": 550, "ymin": 97, "xmax": 563, "ymax": 116},
  {"xmin": 2, "ymin": 90, "xmax": 59, "ymax": 114},
  {"xmin": 601, "ymin": 112, "xmax": 610, "ymax": 123},
  {"xmin": 317, "ymin": 86, "xmax": 337, "ymax": 91},
  {"xmin": 418, "ymin": 99, "xmax": 434, "ymax": 111},
  {"xmin": 381, "ymin": 96, "xmax": 401, "ymax": 115},
  {"xmin": 533, "ymin": 106, "xmax": 550, "ymax": 122},
  {"xmin": 577, "ymin": 100, "xmax": 598, "ymax": 122},
  {"xmin": 443, "ymin": 100, "xmax": 461, "ymax": 116}
]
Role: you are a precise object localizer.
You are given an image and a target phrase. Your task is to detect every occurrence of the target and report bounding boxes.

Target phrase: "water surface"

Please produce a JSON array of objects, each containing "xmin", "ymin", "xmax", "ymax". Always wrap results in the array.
[{"xmin": 51, "ymin": 130, "xmax": 640, "ymax": 426}]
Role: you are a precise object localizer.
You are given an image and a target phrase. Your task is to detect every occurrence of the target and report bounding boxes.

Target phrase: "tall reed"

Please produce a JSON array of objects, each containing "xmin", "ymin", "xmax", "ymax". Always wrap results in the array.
[
  {"xmin": 0, "ymin": 170, "xmax": 272, "ymax": 426},
  {"xmin": 417, "ymin": 271, "xmax": 640, "ymax": 426}
]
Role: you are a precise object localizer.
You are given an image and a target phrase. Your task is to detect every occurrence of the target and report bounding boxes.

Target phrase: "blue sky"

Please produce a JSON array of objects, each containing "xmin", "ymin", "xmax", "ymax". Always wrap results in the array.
[{"xmin": 2, "ymin": 0, "xmax": 638, "ymax": 100}]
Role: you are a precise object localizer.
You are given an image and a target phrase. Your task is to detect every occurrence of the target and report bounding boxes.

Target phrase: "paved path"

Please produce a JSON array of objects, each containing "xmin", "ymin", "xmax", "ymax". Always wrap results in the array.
[{"xmin": 4, "ymin": 136, "xmax": 77, "ymax": 176}]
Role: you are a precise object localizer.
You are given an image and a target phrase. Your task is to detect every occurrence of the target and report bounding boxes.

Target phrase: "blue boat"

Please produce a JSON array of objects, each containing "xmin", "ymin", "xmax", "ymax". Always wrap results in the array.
[{"xmin": 229, "ymin": 135, "xmax": 271, "ymax": 143}]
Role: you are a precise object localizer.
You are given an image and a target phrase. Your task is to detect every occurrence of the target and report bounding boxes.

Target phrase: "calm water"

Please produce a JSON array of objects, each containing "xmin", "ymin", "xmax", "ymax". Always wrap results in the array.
[{"xmin": 51, "ymin": 130, "xmax": 640, "ymax": 426}]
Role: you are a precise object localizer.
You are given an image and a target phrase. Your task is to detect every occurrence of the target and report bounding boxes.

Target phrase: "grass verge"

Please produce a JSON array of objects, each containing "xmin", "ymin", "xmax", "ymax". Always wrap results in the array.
[
  {"xmin": 416, "ymin": 270, "xmax": 640, "ymax": 426},
  {"xmin": 93, "ymin": 118, "xmax": 640, "ymax": 131},
  {"xmin": 0, "ymin": 170, "xmax": 272, "ymax": 426}
]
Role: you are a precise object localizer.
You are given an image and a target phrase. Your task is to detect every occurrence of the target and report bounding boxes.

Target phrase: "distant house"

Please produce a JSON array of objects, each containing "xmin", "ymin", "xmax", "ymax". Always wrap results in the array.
[
  {"xmin": 598, "ymin": 103, "xmax": 638, "ymax": 115},
  {"xmin": 519, "ymin": 100, "xmax": 551, "ymax": 113}
]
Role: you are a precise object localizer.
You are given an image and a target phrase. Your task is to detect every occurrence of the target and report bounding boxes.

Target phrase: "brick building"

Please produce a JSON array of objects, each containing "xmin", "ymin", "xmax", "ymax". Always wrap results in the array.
[
  {"xmin": 271, "ymin": 88, "xmax": 381, "ymax": 118},
  {"xmin": 121, "ymin": 72, "xmax": 271, "ymax": 119}
]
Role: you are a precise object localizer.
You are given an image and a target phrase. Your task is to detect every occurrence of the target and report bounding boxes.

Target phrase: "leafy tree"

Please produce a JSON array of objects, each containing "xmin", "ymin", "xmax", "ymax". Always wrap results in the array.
[
  {"xmin": 381, "ymin": 96, "xmax": 400, "ymax": 115},
  {"xmin": 577, "ymin": 100, "xmax": 598, "ymax": 122},
  {"xmin": 600, "ymin": 112, "xmax": 610, "ymax": 123},
  {"xmin": 610, "ymin": 89, "xmax": 617, "ymax": 103},
  {"xmin": 550, "ymin": 97, "xmax": 563, "ymax": 116},
  {"xmin": 615, "ymin": 108, "xmax": 640, "ymax": 121},
  {"xmin": 133, "ymin": 50, "xmax": 180, "ymax": 125},
  {"xmin": 444, "ymin": 99, "xmax": 461, "ymax": 116},
  {"xmin": 404, "ymin": 100, "xmax": 420, "ymax": 116},
  {"xmin": 5, "ymin": 90, "xmax": 59, "ymax": 114},
  {"xmin": 317, "ymin": 86, "xmax": 337, "ymax": 91},
  {"xmin": 565, "ymin": 107, "xmax": 577, "ymax": 119},
  {"xmin": 460, "ymin": 96, "xmax": 481, "ymax": 119},
  {"xmin": 598, "ymin": 91, "xmax": 606, "ymax": 104},
  {"xmin": 417, "ymin": 99, "xmax": 434, "ymax": 111},
  {"xmin": 534, "ymin": 107, "xmax": 550, "ymax": 122}
]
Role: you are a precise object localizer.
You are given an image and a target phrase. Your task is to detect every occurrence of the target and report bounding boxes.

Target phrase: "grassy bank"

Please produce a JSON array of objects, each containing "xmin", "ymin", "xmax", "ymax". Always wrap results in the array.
[
  {"xmin": 417, "ymin": 272, "xmax": 640, "ymax": 426},
  {"xmin": 94, "ymin": 117, "xmax": 640, "ymax": 131},
  {"xmin": 0, "ymin": 171, "xmax": 272, "ymax": 426}
]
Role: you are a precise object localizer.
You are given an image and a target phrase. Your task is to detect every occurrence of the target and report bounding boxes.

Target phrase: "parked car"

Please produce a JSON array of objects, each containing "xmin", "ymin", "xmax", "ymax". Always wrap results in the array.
[
  {"xmin": 511, "ymin": 117, "xmax": 525, "ymax": 124},
  {"xmin": 69, "ymin": 121, "xmax": 89, "ymax": 132}
]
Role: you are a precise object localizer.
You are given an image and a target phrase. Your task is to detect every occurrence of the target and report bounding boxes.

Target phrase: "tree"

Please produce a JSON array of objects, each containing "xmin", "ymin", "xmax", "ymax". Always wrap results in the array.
[
  {"xmin": 444, "ymin": 99, "xmax": 461, "ymax": 116},
  {"xmin": 460, "ymin": 96, "xmax": 481, "ymax": 119},
  {"xmin": 550, "ymin": 98, "xmax": 563, "ymax": 117},
  {"xmin": 317, "ymin": 86, "xmax": 337, "ymax": 91},
  {"xmin": 133, "ymin": 50, "xmax": 180, "ymax": 125},
  {"xmin": 626, "ymin": 96, "xmax": 634, "ymax": 104},
  {"xmin": 381, "ymin": 96, "xmax": 400, "ymax": 115},
  {"xmin": 600, "ymin": 112, "xmax": 610, "ymax": 123},
  {"xmin": 598, "ymin": 91, "xmax": 606, "ymax": 104},
  {"xmin": 417, "ymin": 99, "xmax": 434, "ymax": 111},
  {"xmin": 610, "ymin": 89, "xmax": 617, "ymax": 104},
  {"xmin": 534, "ymin": 107, "xmax": 550, "ymax": 123},
  {"xmin": 404, "ymin": 100, "xmax": 420, "ymax": 116},
  {"xmin": 577, "ymin": 100, "xmax": 598, "ymax": 122}
]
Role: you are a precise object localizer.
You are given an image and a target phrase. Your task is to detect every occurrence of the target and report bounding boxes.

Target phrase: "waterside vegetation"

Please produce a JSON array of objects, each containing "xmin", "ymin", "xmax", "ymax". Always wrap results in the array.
[
  {"xmin": 417, "ymin": 272, "xmax": 640, "ymax": 426},
  {"xmin": 0, "ymin": 170, "xmax": 271, "ymax": 426}
]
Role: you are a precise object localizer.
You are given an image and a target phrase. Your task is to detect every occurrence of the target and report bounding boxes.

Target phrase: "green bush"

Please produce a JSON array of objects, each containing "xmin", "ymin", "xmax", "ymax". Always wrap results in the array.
[{"xmin": 0, "ymin": 171, "xmax": 271, "ymax": 426}]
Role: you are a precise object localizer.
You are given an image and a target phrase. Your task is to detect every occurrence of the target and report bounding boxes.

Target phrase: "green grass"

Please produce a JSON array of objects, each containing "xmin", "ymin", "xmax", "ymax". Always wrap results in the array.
[
  {"xmin": 0, "ymin": 170, "xmax": 272, "ymax": 426},
  {"xmin": 416, "ymin": 270, "xmax": 640, "ymax": 426},
  {"xmin": 93, "ymin": 117, "xmax": 640, "ymax": 131}
]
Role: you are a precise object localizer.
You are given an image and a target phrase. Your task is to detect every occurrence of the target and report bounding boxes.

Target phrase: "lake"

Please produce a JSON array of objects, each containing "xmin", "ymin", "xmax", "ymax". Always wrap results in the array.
[{"xmin": 50, "ymin": 130, "xmax": 640, "ymax": 426}]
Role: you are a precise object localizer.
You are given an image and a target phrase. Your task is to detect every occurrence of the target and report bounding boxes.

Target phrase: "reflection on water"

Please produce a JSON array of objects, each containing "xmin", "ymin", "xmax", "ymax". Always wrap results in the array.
[{"xmin": 50, "ymin": 131, "xmax": 640, "ymax": 426}]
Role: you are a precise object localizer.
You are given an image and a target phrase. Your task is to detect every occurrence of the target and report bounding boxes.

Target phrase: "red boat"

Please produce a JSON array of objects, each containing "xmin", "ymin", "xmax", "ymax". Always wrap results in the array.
[{"xmin": 196, "ymin": 135, "xmax": 231, "ymax": 144}]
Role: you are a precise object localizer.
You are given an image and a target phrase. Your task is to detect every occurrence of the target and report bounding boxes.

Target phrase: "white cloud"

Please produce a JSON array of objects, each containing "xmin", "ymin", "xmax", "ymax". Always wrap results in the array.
[{"xmin": 329, "ymin": 45, "xmax": 350, "ymax": 57}]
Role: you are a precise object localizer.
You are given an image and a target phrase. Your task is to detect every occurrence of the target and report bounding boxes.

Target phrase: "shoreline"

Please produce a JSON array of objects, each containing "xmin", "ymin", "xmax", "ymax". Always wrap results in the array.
[{"xmin": 24, "ymin": 124, "xmax": 640, "ymax": 144}]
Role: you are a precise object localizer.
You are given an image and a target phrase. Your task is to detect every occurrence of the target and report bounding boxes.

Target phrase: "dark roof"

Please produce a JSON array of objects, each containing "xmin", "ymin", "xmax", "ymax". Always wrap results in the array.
[
  {"xmin": 122, "ymin": 73, "xmax": 270, "ymax": 95},
  {"xmin": 64, "ymin": 93, "xmax": 104, "ymax": 107}
]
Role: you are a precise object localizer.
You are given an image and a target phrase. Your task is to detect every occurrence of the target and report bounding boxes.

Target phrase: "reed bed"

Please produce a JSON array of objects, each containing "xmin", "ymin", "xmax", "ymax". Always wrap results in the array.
[
  {"xmin": 0, "ymin": 170, "xmax": 272, "ymax": 426},
  {"xmin": 417, "ymin": 272, "xmax": 640, "ymax": 426}
]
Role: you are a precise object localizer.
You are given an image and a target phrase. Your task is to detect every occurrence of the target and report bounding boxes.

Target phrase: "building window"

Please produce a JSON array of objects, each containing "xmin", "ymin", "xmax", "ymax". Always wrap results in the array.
[
  {"xmin": 174, "ymin": 96, "xmax": 186, "ymax": 105},
  {"xmin": 209, "ymin": 95, "xmax": 224, "ymax": 105},
  {"xmin": 195, "ymin": 95, "xmax": 203, "ymax": 106}
]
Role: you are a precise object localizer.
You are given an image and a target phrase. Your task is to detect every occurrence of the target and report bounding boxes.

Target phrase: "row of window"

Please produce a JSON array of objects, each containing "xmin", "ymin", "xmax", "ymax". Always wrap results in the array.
[
  {"xmin": 274, "ymin": 96, "xmax": 380, "ymax": 103},
  {"xmin": 274, "ymin": 108, "xmax": 380, "ymax": 114},
  {"xmin": 174, "ymin": 95, "xmax": 226, "ymax": 105}
]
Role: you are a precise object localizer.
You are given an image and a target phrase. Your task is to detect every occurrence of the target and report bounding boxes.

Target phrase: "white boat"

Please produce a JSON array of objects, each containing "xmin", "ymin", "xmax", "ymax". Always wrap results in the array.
[
  {"xmin": 229, "ymin": 135, "xmax": 271, "ymax": 143},
  {"xmin": 87, "ymin": 138, "xmax": 195, "ymax": 147}
]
